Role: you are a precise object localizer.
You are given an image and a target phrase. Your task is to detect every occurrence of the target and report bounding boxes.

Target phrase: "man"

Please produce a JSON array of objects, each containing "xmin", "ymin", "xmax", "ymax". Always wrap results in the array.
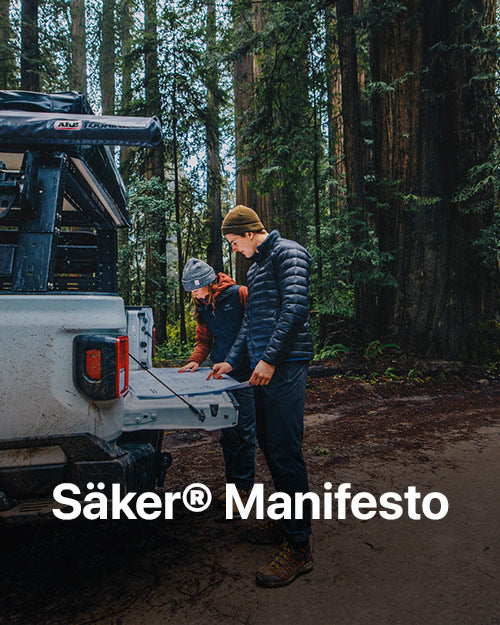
[{"xmin": 210, "ymin": 205, "xmax": 314, "ymax": 588}]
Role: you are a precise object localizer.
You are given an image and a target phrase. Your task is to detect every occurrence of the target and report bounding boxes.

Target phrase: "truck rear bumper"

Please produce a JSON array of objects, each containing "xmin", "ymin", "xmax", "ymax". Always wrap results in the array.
[
  {"xmin": 0, "ymin": 432, "xmax": 160, "ymax": 523},
  {"xmin": 0, "ymin": 497, "xmax": 72, "ymax": 524}
]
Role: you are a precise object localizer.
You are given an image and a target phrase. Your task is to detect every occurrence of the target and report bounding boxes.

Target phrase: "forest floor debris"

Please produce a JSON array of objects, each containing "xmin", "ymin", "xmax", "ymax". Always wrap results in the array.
[{"xmin": 1, "ymin": 373, "xmax": 498, "ymax": 625}]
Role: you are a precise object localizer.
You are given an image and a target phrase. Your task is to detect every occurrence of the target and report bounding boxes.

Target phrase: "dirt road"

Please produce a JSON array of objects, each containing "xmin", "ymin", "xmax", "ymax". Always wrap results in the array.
[{"xmin": 1, "ymin": 377, "xmax": 498, "ymax": 625}]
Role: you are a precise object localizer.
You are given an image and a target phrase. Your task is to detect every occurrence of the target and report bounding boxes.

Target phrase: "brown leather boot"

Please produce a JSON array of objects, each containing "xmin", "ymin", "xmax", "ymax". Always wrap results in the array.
[
  {"xmin": 245, "ymin": 519, "xmax": 283, "ymax": 545},
  {"xmin": 255, "ymin": 538, "xmax": 313, "ymax": 588}
]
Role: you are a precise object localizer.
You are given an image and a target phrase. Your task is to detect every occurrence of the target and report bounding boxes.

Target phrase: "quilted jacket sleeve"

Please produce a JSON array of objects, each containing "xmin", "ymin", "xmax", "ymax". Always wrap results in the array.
[
  {"xmin": 260, "ymin": 245, "xmax": 311, "ymax": 366},
  {"xmin": 224, "ymin": 307, "xmax": 249, "ymax": 369}
]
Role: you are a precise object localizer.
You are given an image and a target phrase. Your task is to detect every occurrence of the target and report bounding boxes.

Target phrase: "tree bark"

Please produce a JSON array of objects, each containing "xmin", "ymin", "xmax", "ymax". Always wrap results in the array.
[
  {"xmin": 119, "ymin": 0, "xmax": 132, "ymax": 116},
  {"xmin": 337, "ymin": 0, "xmax": 364, "ymax": 223},
  {"xmin": 233, "ymin": 0, "xmax": 257, "ymax": 212},
  {"xmin": 100, "ymin": 0, "xmax": 115, "ymax": 115},
  {"xmin": 325, "ymin": 5, "xmax": 345, "ymax": 215},
  {"xmin": 69, "ymin": 0, "xmax": 86, "ymax": 93},
  {"xmin": 144, "ymin": 0, "xmax": 167, "ymax": 343},
  {"xmin": 172, "ymin": 72, "xmax": 186, "ymax": 342},
  {"xmin": 205, "ymin": 0, "xmax": 223, "ymax": 273},
  {"xmin": 337, "ymin": 0, "xmax": 376, "ymax": 334},
  {"xmin": 312, "ymin": 62, "xmax": 326, "ymax": 342},
  {"xmin": 21, "ymin": 0, "xmax": 39, "ymax": 91},
  {"xmin": 232, "ymin": 0, "xmax": 275, "ymax": 283},
  {"xmin": 354, "ymin": 0, "xmax": 372, "ymax": 174},
  {"xmin": 233, "ymin": 0, "xmax": 257, "ymax": 284},
  {"xmin": 0, "ymin": 0, "xmax": 15, "ymax": 89},
  {"xmin": 117, "ymin": 0, "xmax": 133, "ymax": 305},
  {"xmin": 369, "ymin": 0, "xmax": 499, "ymax": 360}
]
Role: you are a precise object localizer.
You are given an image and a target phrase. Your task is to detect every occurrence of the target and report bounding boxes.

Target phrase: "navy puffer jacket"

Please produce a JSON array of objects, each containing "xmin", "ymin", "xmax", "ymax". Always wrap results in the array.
[{"xmin": 225, "ymin": 230, "xmax": 314, "ymax": 369}]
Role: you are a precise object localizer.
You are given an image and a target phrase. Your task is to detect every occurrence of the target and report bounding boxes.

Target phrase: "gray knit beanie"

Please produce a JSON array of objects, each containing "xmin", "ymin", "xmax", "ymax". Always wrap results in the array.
[{"xmin": 182, "ymin": 258, "xmax": 216, "ymax": 291}]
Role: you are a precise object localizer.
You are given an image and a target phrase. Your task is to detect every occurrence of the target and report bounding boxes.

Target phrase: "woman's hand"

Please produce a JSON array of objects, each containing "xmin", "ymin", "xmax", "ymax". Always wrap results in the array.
[
  {"xmin": 178, "ymin": 361, "xmax": 199, "ymax": 373},
  {"xmin": 207, "ymin": 362, "xmax": 233, "ymax": 379}
]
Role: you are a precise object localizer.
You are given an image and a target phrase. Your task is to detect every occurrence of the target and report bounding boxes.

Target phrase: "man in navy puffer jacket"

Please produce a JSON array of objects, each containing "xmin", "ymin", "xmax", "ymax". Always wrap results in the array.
[{"xmin": 211, "ymin": 205, "xmax": 314, "ymax": 588}]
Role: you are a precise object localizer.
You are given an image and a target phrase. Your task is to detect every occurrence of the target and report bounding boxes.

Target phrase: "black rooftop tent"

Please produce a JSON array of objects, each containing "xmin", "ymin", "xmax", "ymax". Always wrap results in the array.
[{"xmin": 0, "ymin": 90, "xmax": 163, "ymax": 293}]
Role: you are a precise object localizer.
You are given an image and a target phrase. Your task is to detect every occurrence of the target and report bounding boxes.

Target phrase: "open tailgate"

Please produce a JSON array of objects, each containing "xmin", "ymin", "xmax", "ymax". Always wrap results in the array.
[{"xmin": 123, "ymin": 367, "xmax": 241, "ymax": 431}]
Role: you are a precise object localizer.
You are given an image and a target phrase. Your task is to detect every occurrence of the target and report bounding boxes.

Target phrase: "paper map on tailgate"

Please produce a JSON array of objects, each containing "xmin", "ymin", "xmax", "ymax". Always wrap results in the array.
[{"xmin": 128, "ymin": 367, "xmax": 249, "ymax": 399}]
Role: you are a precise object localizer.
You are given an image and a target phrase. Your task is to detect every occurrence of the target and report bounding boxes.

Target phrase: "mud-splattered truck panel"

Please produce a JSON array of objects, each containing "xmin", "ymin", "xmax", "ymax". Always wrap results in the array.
[{"xmin": 0, "ymin": 91, "xmax": 238, "ymax": 522}]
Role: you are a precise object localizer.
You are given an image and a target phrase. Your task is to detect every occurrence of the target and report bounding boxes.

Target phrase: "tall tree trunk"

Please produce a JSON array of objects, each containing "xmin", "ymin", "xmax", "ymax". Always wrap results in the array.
[
  {"xmin": 232, "ymin": 0, "xmax": 273, "ymax": 283},
  {"xmin": 370, "ymin": 0, "xmax": 499, "ymax": 360},
  {"xmin": 100, "ymin": 0, "xmax": 115, "ymax": 115},
  {"xmin": 325, "ymin": 5, "xmax": 345, "ymax": 216},
  {"xmin": 144, "ymin": 0, "xmax": 167, "ymax": 342},
  {"xmin": 239, "ymin": 1, "xmax": 311, "ymax": 246},
  {"xmin": 118, "ymin": 0, "xmax": 134, "ymax": 175},
  {"xmin": 172, "ymin": 66, "xmax": 186, "ymax": 342},
  {"xmin": 233, "ymin": 0, "xmax": 257, "ymax": 284},
  {"xmin": 21, "ymin": 0, "xmax": 39, "ymax": 91},
  {"xmin": 69, "ymin": 0, "xmax": 86, "ymax": 93},
  {"xmin": 337, "ymin": 0, "xmax": 375, "ymax": 335},
  {"xmin": 205, "ymin": 0, "xmax": 223, "ymax": 273},
  {"xmin": 233, "ymin": 0, "xmax": 257, "ymax": 212},
  {"xmin": 0, "ymin": 0, "xmax": 16, "ymax": 89},
  {"xmin": 117, "ymin": 0, "xmax": 133, "ymax": 305},
  {"xmin": 250, "ymin": 0, "xmax": 273, "ymax": 233},
  {"xmin": 354, "ymin": 0, "xmax": 371, "ymax": 173},
  {"xmin": 312, "ymin": 62, "xmax": 326, "ymax": 341},
  {"xmin": 119, "ymin": 0, "xmax": 132, "ymax": 119}
]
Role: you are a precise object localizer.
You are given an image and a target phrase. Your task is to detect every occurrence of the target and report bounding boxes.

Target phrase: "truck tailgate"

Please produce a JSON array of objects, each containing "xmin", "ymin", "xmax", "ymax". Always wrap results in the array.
[{"xmin": 123, "ymin": 367, "xmax": 241, "ymax": 431}]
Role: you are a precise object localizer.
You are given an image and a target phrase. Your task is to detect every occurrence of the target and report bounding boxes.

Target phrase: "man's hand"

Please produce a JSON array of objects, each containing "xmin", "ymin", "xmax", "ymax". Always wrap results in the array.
[
  {"xmin": 178, "ymin": 361, "xmax": 199, "ymax": 373},
  {"xmin": 249, "ymin": 360, "xmax": 275, "ymax": 386},
  {"xmin": 207, "ymin": 362, "xmax": 233, "ymax": 380}
]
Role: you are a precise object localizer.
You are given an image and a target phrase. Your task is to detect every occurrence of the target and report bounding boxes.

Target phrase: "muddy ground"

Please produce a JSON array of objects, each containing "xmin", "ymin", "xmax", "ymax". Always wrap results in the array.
[{"xmin": 1, "ymin": 374, "xmax": 499, "ymax": 625}]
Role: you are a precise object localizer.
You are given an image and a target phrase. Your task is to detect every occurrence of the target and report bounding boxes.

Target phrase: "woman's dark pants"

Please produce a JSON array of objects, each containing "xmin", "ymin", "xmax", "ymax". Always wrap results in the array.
[{"xmin": 220, "ymin": 386, "xmax": 256, "ymax": 491}]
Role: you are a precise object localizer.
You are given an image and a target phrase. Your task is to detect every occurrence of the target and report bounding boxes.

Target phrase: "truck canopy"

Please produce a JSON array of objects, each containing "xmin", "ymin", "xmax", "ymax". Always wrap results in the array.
[{"xmin": 0, "ymin": 91, "xmax": 163, "ymax": 293}]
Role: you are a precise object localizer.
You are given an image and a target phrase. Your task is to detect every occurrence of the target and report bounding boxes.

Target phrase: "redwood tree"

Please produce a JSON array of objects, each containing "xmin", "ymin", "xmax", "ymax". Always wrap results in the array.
[
  {"xmin": 337, "ymin": 0, "xmax": 376, "ymax": 334},
  {"xmin": 369, "ymin": 0, "xmax": 499, "ymax": 360},
  {"xmin": 144, "ymin": 0, "xmax": 167, "ymax": 342},
  {"xmin": 205, "ymin": 0, "xmax": 223, "ymax": 273},
  {"xmin": 117, "ymin": 0, "xmax": 133, "ymax": 305},
  {"xmin": 21, "ymin": 0, "xmax": 40, "ymax": 91},
  {"xmin": 0, "ymin": 0, "xmax": 16, "ymax": 88},
  {"xmin": 69, "ymin": 0, "xmax": 86, "ymax": 93},
  {"xmin": 232, "ymin": 0, "xmax": 260, "ymax": 283},
  {"xmin": 100, "ymin": 0, "xmax": 115, "ymax": 115},
  {"xmin": 325, "ymin": 5, "xmax": 345, "ymax": 215}
]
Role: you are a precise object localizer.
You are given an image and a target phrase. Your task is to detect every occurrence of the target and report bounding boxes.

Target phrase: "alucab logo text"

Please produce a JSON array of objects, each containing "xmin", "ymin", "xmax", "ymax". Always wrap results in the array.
[{"xmin": 52, "ymin": 482, "xmax": 449, "ymax": 521}]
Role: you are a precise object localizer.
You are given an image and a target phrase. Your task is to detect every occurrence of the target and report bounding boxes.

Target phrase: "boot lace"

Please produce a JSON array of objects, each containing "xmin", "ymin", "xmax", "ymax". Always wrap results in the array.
[{"xmin": 268, "ymin": 540, "xmax": 299, "ymax": 574}]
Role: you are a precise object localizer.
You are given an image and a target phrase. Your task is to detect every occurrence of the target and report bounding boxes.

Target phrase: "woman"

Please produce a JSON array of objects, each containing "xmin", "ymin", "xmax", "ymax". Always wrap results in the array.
[{"xmin": 178, "ymin": 258, "xmax": 256, "ymax": 502}]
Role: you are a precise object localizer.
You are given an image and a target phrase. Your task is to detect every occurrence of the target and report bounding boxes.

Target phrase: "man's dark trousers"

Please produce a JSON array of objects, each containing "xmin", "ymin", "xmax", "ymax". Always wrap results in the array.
[{"xmin": 253, "ymin": 360, "xmax": 311, "ymax": 546}]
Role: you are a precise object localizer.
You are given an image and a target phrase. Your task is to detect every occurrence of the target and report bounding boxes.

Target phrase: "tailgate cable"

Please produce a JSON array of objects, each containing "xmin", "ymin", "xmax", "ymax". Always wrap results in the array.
[{"xmin": 128, "ymin": 352, "xmax": 206, "ymax": 422}]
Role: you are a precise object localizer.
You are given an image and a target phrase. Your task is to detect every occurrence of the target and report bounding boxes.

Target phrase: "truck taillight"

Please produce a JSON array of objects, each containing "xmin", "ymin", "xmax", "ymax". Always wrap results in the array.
[
  {"xmin": 85, "ymin": 350, "xmax": 102, "ymax": 380},
  {"xmin": 74, "ymin": 335, "xmax": 129, "ymax": 400},
  {"xmin": 152, "ymin": 327, "xmax": 156, "ymax": 358},
  {"xmin": 116, "ymin": 336, "xmax": 129, "ymax": 397}
]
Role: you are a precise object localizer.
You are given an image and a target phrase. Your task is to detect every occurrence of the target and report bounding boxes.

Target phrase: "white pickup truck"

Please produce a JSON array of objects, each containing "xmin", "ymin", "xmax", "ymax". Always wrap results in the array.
[{"xmin": 0, "ymin": 90, "xmax": 238, "ymax": 522}]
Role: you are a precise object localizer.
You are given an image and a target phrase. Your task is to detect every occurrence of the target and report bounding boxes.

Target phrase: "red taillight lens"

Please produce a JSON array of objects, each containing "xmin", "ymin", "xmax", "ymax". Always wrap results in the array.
[
  {"xmin": 85, "ymin": 350, "xmax": 102, "ymax": 380},
  {"xmin": 152, "ymin": 327, "xmax": 156, "ymax": 358},
  {"xmin": 115, "ymin": 336, "xmax": 129, "ymax": 397},
  {"xmin": 74, "ymin": 335, "xmax": 129, "ymax": 401}
]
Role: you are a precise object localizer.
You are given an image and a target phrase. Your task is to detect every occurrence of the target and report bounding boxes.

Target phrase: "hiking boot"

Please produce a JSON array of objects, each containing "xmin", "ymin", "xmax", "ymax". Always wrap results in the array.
[
  {"xmin": 255, "ymin": 538, "xmax": 313, "ymax": 588},
  {"xmin": 245, "ymin": 519, "xmax": 283, "ymax": 545}
]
